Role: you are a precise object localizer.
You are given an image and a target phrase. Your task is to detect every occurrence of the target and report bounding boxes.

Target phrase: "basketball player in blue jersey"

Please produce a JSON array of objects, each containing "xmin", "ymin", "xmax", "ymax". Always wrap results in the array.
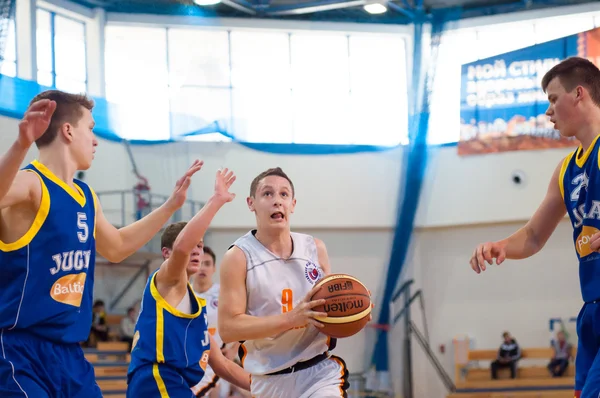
[
  {"xmin": 218, "ymin": 167, "xmax": 354, "ymax": 398},
  {"xmin": 0, "ymin": 90, "xmax": 204, "ymax": 398},
  {"xmin": 127, "ymin": 168, "xmax": 251, "ymax": 398},
  {"xmin": 469, "ymin": 57, "xmax": 600, "ymax": 398}
]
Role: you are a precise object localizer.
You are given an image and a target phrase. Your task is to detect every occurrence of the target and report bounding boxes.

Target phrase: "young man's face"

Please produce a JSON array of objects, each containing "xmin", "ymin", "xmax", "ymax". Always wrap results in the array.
[
  {"xmin": 67, "ymin": 107, "xmax": 98, "ymax": 170},
  {"xmin": 195, "ymin": 253, "xmax": 215, "ymax": 282},
  {"xmin": 247, "ymin": 175, "xmax": 296, "ymax": 231},
  {"xmin": 545, "ymin": 77, "xmax": 582, "ymax": 138}
]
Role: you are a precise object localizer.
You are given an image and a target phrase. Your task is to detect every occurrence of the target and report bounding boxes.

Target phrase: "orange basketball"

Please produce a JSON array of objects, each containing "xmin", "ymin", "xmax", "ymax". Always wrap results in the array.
[{"xmin": 311, "ymin": 273, "xmax": 372, "ymax": 338}]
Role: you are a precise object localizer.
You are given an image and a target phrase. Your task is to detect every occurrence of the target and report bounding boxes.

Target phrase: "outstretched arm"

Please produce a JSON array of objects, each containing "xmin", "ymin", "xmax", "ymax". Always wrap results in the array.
[
  {"xmin": 95, "ymin": 161, "xmax": 203, "ymax": 263},
  {"xmin": 207, "ymin": 336, "xmax": 250, "ymax": 392},
  {"xmin": 471, "ymin": 160, "xmax": 566, "ymax": 272},
  {"xmin": 218, "ymin": 247, "xmax": 327, "ymax": 343},
  {"xmin": 498, "ymin": 161, "xmax": 566, "ymax": 258},
  {"xmin": 157, "ymin": 169, "xmax": 236, "ymax": 285}
]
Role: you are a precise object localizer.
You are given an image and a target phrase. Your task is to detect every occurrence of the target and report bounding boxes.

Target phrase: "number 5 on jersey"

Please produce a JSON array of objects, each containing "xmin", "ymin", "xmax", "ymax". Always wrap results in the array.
[{"xmin": 77, "ymin": 212, "xmax": 88, "ymax": 243}]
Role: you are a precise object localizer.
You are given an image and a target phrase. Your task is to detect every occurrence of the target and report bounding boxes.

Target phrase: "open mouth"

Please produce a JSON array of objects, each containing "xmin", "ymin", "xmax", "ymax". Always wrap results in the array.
[{"xmin": 271, "ymin": 212, "xmax": 284, "ymax": 220}]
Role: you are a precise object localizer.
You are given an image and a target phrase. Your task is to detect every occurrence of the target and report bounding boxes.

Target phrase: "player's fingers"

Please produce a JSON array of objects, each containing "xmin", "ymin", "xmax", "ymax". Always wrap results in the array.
[
  {"xmin": 470, "ymin": 250, "xmax": 481, "ymax": 273},
  {"xmin": 23, "ymin": 111, "xmax": 47, "ymax": 120},
  {"xmin": 307, "ymin": 299, "xmax": 326, "ymax": 309},
  {"xmin": 45, "ymin": 100, "xmax": 57, "ymax": 116},
  {"xmin": 496, "ymin": 249, "xmax": 506, "ymax": 265},
  {"xmin": 226, "ymin": 175, "xmax": 237, "ymax": 188},
  {"xmin": 482, "ymin": 243, "xmax": 493, "ymax": 264},
  {"xmin": 27, "ymin": 99, "xmax": 52, "ymax": 112},
  {"xmin": 476, "ymin": 245, "xmax": 487, "ymax": 271},
  {"xmin": 305, "ymin": 284, "xmax": 322, "ymax": 300},
  {"xmin": 179, "ymin": 176, "xmax": 191, "ymax": 191},
  {"xmin": 308, "ymin": 319, "xmax": 324, "ymax": 328},
  {"xmin": 591, "ymin": 234, "xmax": 600, "ymax": 251},
  {"xmin": 189, "ymin": 161, "xmax": 204, "ymax": 174}
]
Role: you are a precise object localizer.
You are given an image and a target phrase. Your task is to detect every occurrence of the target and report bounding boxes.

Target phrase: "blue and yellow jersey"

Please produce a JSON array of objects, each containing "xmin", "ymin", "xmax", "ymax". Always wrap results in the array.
[
  {"xmin": 128, "ymin": 269, "xmax": 211, "ymax": 389},
  {"xmin": 0, "ymin": 160, "xmax": 97, "ymax": 344},
  {"xmin": 560, "ymin": 134, "xmax": 600, "ymax": 302}
]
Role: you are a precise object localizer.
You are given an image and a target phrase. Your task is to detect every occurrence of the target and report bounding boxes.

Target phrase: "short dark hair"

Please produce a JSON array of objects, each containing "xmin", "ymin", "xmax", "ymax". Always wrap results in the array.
[
  {"xmin": 249, "ymin": 167, "xmax": 295, "ymax": 197},
  {"xmin": 93, "ymin": 300, "xmax": 105, "ymax": 308},
  {"xmin": 161, "ymin": 221, "xmax": 187, "ymax": 250},
  {"xmin": 203, "ymin": 246, "xmax": 216, "ymax": 265},
  {"xmin": 541, "ymin": 57, "xmax": 600, "ymax": 106},
  {"xmin": 29, "ymin": 90, "xmax": 95, "ymax": 148}
]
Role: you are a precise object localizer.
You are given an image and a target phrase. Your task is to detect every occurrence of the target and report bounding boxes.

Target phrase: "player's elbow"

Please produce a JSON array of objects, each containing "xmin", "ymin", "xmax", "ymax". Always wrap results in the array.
[
  {"xmin": 219, "ymin": 318, "xmax": 240, "ymax": 343},
  {"xmin": 100, "ymin": 246, "xmax": 128, "ymax": 264},
  {"xmin": 219, "ymin": 327, "xmax": 237, "ymax": 344}
]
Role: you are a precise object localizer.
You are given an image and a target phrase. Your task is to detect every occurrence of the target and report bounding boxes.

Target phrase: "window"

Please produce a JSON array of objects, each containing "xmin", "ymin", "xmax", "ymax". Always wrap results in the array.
[
  {"xmin": 36, "ymin": 9, "xmax": 87, "ymax": 92},
  {"xmin": 0, "ymin": 18, "xmax": 16, "ymax": 77},
  {"xmin": 347, "ymin": 34, "xmax": 408, "ymax": 145},
  {"xmin": 230, "ymin": 30, "xmax": 292, "ymax": 143},
  {"xmin": 105, "ymin": 26, "xmax": 408, "ymax": 146},
  {"xmin": 167, "ymin": 28, "xmax": 231, "ymax": 141},
  {"xmin": 105, "ymin": 26, "xmax": 170, "ymax": 141}
]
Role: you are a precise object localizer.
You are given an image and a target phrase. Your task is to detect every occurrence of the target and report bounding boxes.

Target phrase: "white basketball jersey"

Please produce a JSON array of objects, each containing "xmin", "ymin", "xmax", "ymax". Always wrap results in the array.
[
  {"xmin": 232, "ymin": 230, "xmax": 334, "ymax": 375},
  {"xmin": 194, "ymin": 283, "xmax": 222, "ymax": 348}
]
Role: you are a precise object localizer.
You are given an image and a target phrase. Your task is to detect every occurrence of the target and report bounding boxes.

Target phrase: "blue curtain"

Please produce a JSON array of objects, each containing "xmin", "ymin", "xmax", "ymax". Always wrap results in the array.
[
  {"xmin": 369, "ymin": 11, "xmax": 452, "ymax": 385},
  {"xmin": 0, "ymin": 74, "xmax": 401, "ymax": 155}
]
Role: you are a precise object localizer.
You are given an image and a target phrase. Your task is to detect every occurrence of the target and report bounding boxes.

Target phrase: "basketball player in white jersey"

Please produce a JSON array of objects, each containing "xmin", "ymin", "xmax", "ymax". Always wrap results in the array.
[
  {"xmin": 218, "ymin": 167, "xmax": 350, "ymax": 398},
  {"xmin": 192, "ymin": 245, "xmax": 239, "ymax": 397}
]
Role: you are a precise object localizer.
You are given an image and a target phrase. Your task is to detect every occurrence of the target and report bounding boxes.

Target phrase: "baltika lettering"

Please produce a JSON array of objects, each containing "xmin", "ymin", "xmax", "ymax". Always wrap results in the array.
[
  {"xmin": 50, "ymin": 249, "xmax": 92, "ymax": 275},
  {"xmin": 50, "ymin": 272, "xmax": 87, "ymax": 307},
  {"xmin": 199, "ymin": 350, "xmax": 210, "ymax": 371}
]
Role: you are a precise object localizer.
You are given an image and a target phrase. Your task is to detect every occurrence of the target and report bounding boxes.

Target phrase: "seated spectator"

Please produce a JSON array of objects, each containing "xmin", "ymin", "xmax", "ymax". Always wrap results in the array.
[
  {"xmin": 120, "ymin": 306, "xmax": 138, "ymax": 351},
  {"xmin": 87, "ymin": 299, "xmax": 109, "ymax": 347},
  {"xmin": 547, "ymin": 331, "xmax": 573, "ymax": 377},
  {"xmin": 491, "ymin": 331, "xmax": 521, "ymax": 379}
]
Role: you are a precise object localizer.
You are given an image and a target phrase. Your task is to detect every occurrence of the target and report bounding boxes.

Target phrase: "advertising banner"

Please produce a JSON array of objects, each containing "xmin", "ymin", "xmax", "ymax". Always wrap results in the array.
[{"xmin": 458, "ymin": 27, "xmax": 600, "ymax": 155}]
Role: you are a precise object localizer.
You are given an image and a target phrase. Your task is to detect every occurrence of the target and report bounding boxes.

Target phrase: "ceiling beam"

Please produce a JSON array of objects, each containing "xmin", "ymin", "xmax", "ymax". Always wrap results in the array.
[
  {"xmin": 221, "ymin": 0, "xmax": 258, "ymax": 14},
  {"xmin": 264, "ymin": 0, "xmax": 368, "ymax": 16},
  {"xmin": 388, "ymin": 2, "xmax": 415, "ymax": 19}
]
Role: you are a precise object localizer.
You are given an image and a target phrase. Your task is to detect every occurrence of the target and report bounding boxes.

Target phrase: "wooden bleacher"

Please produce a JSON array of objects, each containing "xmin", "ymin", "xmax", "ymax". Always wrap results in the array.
[
  {"xmin": 86, "ymin": 341, "xmax": 130, "ymax": 397},
  {"xmin": 447, "ymin": 346, "xmax": 575, "ymax": 398}
]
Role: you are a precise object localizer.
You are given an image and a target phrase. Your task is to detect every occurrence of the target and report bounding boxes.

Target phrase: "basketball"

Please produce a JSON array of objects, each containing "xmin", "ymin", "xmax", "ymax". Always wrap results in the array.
[{"xmin": 311, "ymin": 273, "xmax": 372, "ymax": 338}]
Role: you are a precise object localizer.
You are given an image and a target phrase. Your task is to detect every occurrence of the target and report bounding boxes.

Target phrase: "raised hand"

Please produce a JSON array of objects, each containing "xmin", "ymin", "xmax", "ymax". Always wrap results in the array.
[
  {"xmin": 167, "ymin": 160, "xmax": 204, "ymax": 209},
  {"xmin": 214, "ymin": 168, "xmax": 236, "ymax": 203},
  {"xmin": 18, "ymin": 99, "xmax": 57, "ymax": 148},
  {"xmin": 470, "ymin": 241, "xmax": 507, "ymax": 273}
]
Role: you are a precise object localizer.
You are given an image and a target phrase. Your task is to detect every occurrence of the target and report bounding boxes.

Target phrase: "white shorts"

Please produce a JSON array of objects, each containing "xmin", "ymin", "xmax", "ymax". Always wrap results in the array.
[
  {"xmin": 191, "ymin": 365, "xmax": 220, "ymax": 397},
  {"xmin": 250, "ymin": 355, "xmax": 349, "ymax": 398}
]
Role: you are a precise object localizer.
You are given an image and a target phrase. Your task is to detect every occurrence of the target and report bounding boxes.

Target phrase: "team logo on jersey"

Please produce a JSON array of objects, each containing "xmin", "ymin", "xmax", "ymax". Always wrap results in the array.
[
  {"xmin": 211, "ymin": 298, "xmax": 218, "ymax": 308},
  {"xmin": 304, "ymin": 261, "xmax": 323, "ymax": 284},
  {"xmin": 50, "ymin": 272, "xmax": 87, "ymax": 307},
  {"xmin": 576, "ymin": 225, "xmax": 600, "ymax": 258},
  {"xmin": 199, "ymin": 349, "xmax": 210, "ymax": 371}
]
